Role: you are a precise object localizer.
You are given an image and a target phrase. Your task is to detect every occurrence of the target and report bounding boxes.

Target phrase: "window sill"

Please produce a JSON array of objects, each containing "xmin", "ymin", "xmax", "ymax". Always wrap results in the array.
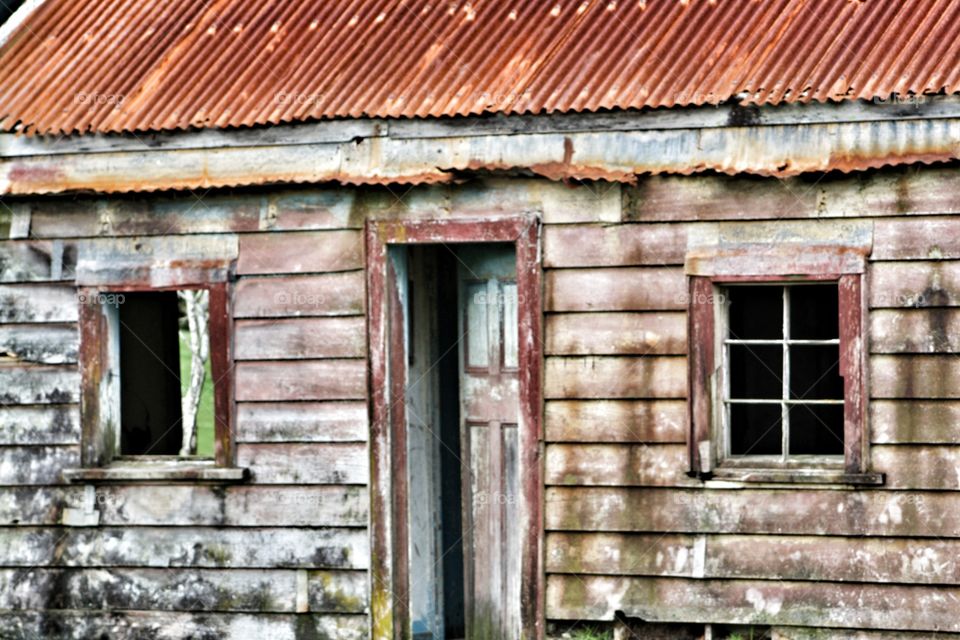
[
  {"xmin": 709, "ymin": 468, "xmax": 884, "ymax": 486},
  {"xmin": 63, "ymin": 458, "xmax": 249, "ymax": 483}
]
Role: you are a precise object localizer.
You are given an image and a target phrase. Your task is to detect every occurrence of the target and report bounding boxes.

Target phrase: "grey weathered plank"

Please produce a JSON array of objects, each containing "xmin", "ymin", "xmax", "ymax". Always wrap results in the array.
[
  {"xmin": 873, "ymin": 218, "xmax": 960, "ymax": 261},
  {"xmin": 871, "ymin": 445, "xmax": 960, "ymax": 490},
  {"xmin": 235, "ymin": 360, "xmax": 367, "ymax": 402},
  {"xmin": 0, "ymin": 365, "xmax": 80, "ymax": 405},
  {"xmin": 75, "ymin": 235, "xmax": 237, "ymax": 286},
  {"xmin": 0, "ymin": 284, "xmax": 78, "ymax": 322},
  {"xmin": 544, "ymin": 487, "xmax": 960, "ymax": 538},
  {"xmin": 871, "ymin": 355, "xmax": 960, "ymax": 398},
  {"xmin": 871, "ymin": 400, "xmax": 960, "ymax": 444},
  {"xmin": 0, "ymin": 405, "xmax": 79, "ymax": 445},
  {"xmin": 235, "ymin": 317, "xmax": 366, "ymax": 360},
  {"xmin": 870, "ymin": 308, "xmax": 960, "ymax": 353},
  {"xmin": 546, "ymin": 574, "xmax": 960, "ymax": 630},
  {"xmin": 0, "ymin": 611, "xmax": 367, "ymax": 640},
  {"xmin": 236, "ymin": 443, "xmax": 368, "ymax": 484},
  {"xmin": 544, "ymin": 356, "xmax": 687, "ymax": 399},
  {"xmin": 0, "ymin": 324, "xmax": 78, "ymax": 363},
  {"xmin": 0, "ymin": 241, "xmax": 76, "ymax": 283},
  {"xmin": 236, "ymin": 401, "xmax": 368, "ymax": 443},
  {"xmin": 546, "ymin": 267, "xmax": 686, "ymax": 312},
  {"xmin": 869, "ymin": 261, "xmax": 960, "ymax": 308},
  {"xmin": 544, "ymin": 400, "xmax": 687, "ymax": 443},
  {"xmin": 547, "ymin": 532, "xmax": 960, "ymax": 586},
  {"xmin": 0, "ymin": 526, "xmax": 368, "ymax": 569},
  {"xmin": 308, "ymin": 570, "xmax": 368, "ymax": 613},
  {"xmin": 237, "ymin": 230, "xmax": 362, "ymax": 275},
  {"xmin": 543, "ymin": 224, "xmax": 686, "ymax": 267},
  {"xmin": 233, "ymin": 271, "xmax": 366, "ymax": 318},
  {"xmin": 545, "ymin": 312, "xmax": 686, "ymax": 355},
  {"xmin": 769, "ymin": 628, "xmax": 960, "ymax": 640},
  {"xmin": 545, "ymin": 444, "xmax": 693, "ymax": 487},
  {"xmin": 0, "ymin": 445, "xmax": 79, "ymax": 485}
]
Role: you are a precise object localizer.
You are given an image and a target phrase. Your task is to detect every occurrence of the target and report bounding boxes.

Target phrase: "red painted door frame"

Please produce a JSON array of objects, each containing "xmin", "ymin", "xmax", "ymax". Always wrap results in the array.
[{"xmin": 366, "ymin": 215, "xmax": 544, "ymax": 640}]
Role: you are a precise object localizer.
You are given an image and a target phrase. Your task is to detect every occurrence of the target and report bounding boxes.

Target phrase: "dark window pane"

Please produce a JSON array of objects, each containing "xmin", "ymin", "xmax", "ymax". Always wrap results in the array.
[
  {"xmin": 790, "ymin": 345, "xmax": 843, "ymax": 400},
  {"xmin": 729, "ymin": 345, "xmax": 782, "ymax": 399},
  {"xmin": 727, "ymin": 286, "xmax": 783, "ymax": 340},
  {"xmin": 789, "ymin": 404, "xmax": 844, "ymax": 455},
  {"xmin": 790, "ymin": 284, "xmax": 839, "ymax": 339},
  {"xmin": 729, "ymin": 403, "xmax": 782, "ymax": 455}
]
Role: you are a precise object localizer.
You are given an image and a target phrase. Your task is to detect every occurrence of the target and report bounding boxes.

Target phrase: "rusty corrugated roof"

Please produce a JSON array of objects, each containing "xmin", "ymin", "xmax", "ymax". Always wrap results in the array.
[{"xmin": 1, "ymin": 0, "xmax": 960, "ymax": 136}]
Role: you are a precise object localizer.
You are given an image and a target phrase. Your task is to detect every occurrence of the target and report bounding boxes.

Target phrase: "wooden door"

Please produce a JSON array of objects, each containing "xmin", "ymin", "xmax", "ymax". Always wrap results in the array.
[{"xmin": 458, "ymin": 245, "xmax": 520, "ymax": 640}]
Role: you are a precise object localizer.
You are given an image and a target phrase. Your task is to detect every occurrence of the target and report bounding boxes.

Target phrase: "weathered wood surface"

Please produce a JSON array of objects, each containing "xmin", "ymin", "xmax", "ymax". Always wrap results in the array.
[
  {"xmin": 871, "ymin": 355, "xmax": 960, "ymax": 398},
  {"xmin": 543, "ymin": 224, "xmax": 686, "ymax": 267},
  {"xmin": 236, "ymin": 443, "xmax": 368, "ymax": 484},
  {"xmin": 544, "ymin": 400, "xmax": 686, "ymax": 443},
  {"xmin": 0, "ymin": 365, "xmax": 79, "ymax": 405},
  {"xmin": 871, "ymin": 308, "xmax": 960, "ymax": 353},
  {"xmin": 869, "ymin": 261, "xmax": 960, "ymax": 308},
  {"xmin": 0, "ymin": 611, "xmax": 367, "ymax": 640},
  {"xmin": 235, "ymin": 360, "xmax": 366, "ymax": 401},
  {"xmin": 546, "ymin": 267, "xmax": 686, "ymax": 312},
  {"xmin": 236, "ymin": 402, "xmax": 367, "ymax": 443},
  {"xmin": 0, "ymin": 284, "xmax": 78, "ymax": 322},
  {"xmin": 770, "ymin": 627, "xmax": 960, "ymax": 640},
  {"xmin": 873, "ymin": 218, "xmax": 960, "ymax": 260},
  {"xmin": 237, "ymin": 230, "xmax": 362, "ymax": 275},
  {"xmin": 871, "ymin": 400, "xmax": 960, "ymax": 444},
  {"xmin": 544, "ymin": 357, "xmax": 687, "ymax": 399},
  {"xmin": 0, "ymin": 405, "xmax": 79, "ymax": 445},
  {"xmin": 547, "ymin": 532, "xmax": 960, "ymax": 585},
  {"xmin": 0, "ymin": 526, "xmax": 368, "ymax": 569},
  {"xmin": 545, "ymin": 487, "xmax": 960, "ymax": 537},
  {"xmin": 545, "ymin": 444, "xmax": 692, "ymax": 487},
  {"xmin": 0, "ymin": 241, "xmax": 76, "ymax": 282},
  {"xmin": 0, "ymin": 324, "xmax": 78, "ymax": 363},
  {"xmin": 546, "ymin": 574, "xmax": 960, "ymax": 630},
  {"xmin": 235, "ymin": 317, "xmax": 366, "ymax": 360},
  {"xmin": 545, "ymin": 312, "xmax": 686, "ymax": 355},
  {"xmin": 0, "ymin": 568, "xmax": 366, "ymax": 613},
  {"xmin": 871, "ymin": 445, "xmax": 960, "ymax": 490},
  {"xmin": 0, "ymin": 445, "xmax": 79, "ymax": 485},
  {"xmin": 234, "ymin": 272, "xmax": 366, "ymax": 318}
]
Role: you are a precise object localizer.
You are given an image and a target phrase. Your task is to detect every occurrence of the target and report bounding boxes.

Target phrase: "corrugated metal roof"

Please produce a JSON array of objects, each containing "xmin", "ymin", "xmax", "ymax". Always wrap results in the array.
[{"xmin": 2, "ymin": 0, "xmax": 960, "ymax": 135}]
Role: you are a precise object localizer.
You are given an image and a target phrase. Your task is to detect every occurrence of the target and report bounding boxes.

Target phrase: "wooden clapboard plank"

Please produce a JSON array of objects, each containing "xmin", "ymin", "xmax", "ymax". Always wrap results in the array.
[
  {"xmin": 0, "ymin": 405, "xmax": 79, "ymax": 445},
  {"xmin": 307, "ymin": 570, "xmax": 368, "ymax": 613},
  {"xmin": 235, "ymin": 317, "xmax": 366, "ymax": 360},
  {"xmin": 873, "ymin": 218, "xmax": 960, "ymax": 260},
  {"xmin": 546, "ymin": 267, "xmax": 686, "ymax": 312},
  {"xmin": 0, "ymin": 284, "xmax": 78, "ymax": 322},
  {"xmin": 544, "ymin": 487, "xmax": 960, "ymax": 538},
  {"xmin": 0, "ymin": 241, "xmax": 76, "ymax": 283},
  {"xmin": 236, "ymin": 443, "xmax": 368, "ymax": 484},
  {"xmin": 0, "ymin": 611, "xmax": 367, "ymax": 640},
  {"xmin": 543, "ymin": 224, "xmax": 686, "ymax": 267},
  {"xmin": 235, "ymin": 360, "xmax": 366, "ymax": 401},
  {"xmin": 547, "ymin": 532, "xmax": 960, "ymax": 585},
  {"xmin": 545, "ymin": 400, "xmax": 687, "ymax": 443},
  {"xmin": 0, "ymin": 365, "xmax": 80, "ymax": 405},
  {"xmin": 871, "ymin": 445, "xmax": 960, "ymax": 490},
  {"xmin": 236, "ymin": 401, "xmax": 367, "ymax": 443},
  {"xmin": 0, "ymin": 526, "xmax": 368, "ymax": 569},
  {"xmin": 871, "ymin": 400, "xmax": 960, "ymax": 444},
  {"xmin": 546, "ymin": 312, "xmax": 686, "ymax": 355},
  {"xmin": 233, "ymin": 271, "xmax": 366, "ymax": 318},
  {"xmin": 0, "ymin": 324, "xmax": 78, "ymax": 363},
  {"xmin": 237, "ymin": 230, "xmax": 362, "ymax": 275},
  {"xmin": 0, "ymin": 446, "xmax": 79, "ymax": 485},
  {"xmin": 545, "ymin": 444, "xmax": 694, "ymax": 487},
  {"xmin": 871, "ymin": 355, "xmax": 960, "ymax": 398},
  {"xmin": 544, "ymin": 356, "xmax": 687, "ymax": 399},
  {"xmin": 871, "ymin": 308, "xmax": 960, "ymax": 353},
  {"xmin": 869, "ymin": 261, "xmax": 960, "ymax": 308},
  {"xmin": 546, "ymin": 574, "xmax": 960, "ymax": 630}
]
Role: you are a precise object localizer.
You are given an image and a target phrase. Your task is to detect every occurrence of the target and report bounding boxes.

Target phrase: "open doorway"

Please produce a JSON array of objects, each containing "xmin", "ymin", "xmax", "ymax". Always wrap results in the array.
[{"xmin": 395, "ymin": 243, "xmax": 520, "ymax": 640}]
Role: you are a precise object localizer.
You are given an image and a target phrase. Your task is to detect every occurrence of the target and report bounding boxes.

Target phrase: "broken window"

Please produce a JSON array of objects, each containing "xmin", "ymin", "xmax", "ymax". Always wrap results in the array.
[{"xmin": 723, "ymin": 283, "xmax": 844, "ymax": 459}]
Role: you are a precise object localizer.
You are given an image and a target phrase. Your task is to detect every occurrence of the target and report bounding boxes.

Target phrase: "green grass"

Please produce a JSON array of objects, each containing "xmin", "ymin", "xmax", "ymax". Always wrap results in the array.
[
  {"xmin": 179, "ymin": 333, "xmax": 215, "ymax": 457},
  {"xmin": 568, "ymin": 627, "xmax": 612, "ymax": 640}
]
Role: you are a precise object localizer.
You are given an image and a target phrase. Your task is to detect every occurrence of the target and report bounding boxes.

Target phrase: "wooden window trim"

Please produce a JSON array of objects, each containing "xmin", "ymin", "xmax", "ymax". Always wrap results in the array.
[
  {"xmin": 72, "ymin": 281, "xmax": 241, "ymax": 481},
  {"xmin": 688, "ymin": 272, "xmax": 882, "ymax": 486},
  {"xmin": 366, "ymin": 215, "xmax": 544, "ymax": 640}
]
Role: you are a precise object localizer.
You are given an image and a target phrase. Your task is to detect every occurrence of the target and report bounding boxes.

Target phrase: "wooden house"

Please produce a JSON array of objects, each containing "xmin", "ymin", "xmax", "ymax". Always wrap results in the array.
[{"xmin": 1, "ymin": 1, "xmax": 960, "ymax": 638}]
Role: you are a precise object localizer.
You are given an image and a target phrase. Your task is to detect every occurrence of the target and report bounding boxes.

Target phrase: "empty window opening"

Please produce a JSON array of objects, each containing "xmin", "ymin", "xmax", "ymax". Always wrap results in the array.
[
  {"xmin": 117, "ymin": 290, "xmax": 214, "ymax": 457},
  {"xmin": 723, "ymin": 283, "xmax": 843, "ymax": 460}
]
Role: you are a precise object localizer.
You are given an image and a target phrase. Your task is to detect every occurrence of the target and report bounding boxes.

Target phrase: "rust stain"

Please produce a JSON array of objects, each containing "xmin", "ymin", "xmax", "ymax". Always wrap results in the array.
[{"xmin": 2, "ymin": 0, "xmax": 960, "ymax": 136}]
